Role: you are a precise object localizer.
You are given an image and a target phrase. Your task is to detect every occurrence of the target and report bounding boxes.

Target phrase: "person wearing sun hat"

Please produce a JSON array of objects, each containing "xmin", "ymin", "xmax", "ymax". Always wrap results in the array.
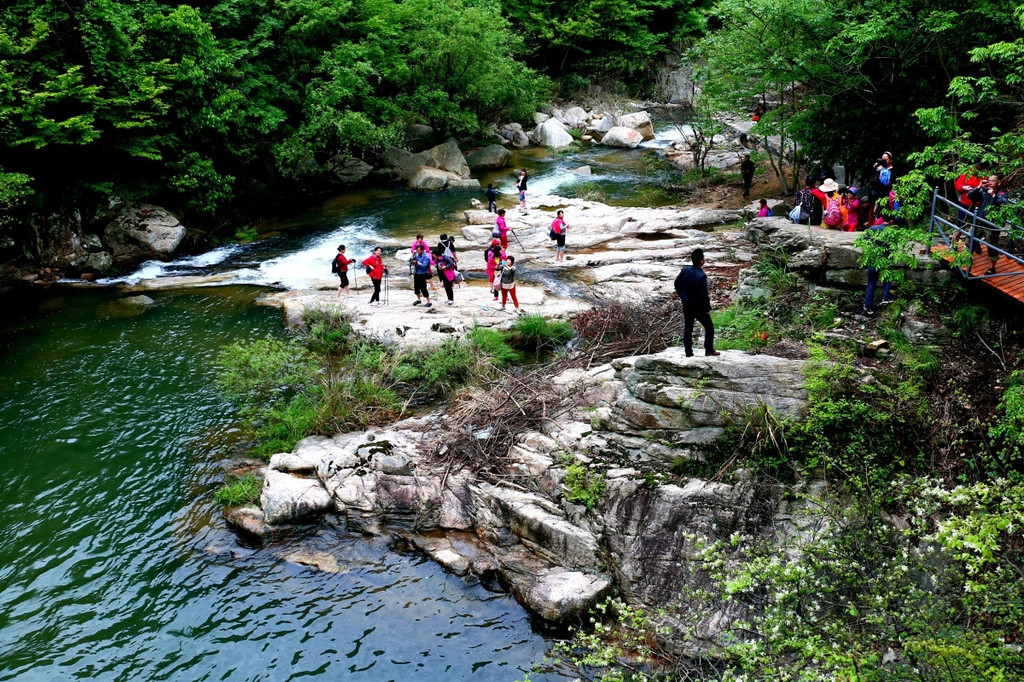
[{"xmin": 811, "ymin": 178, "xmax": 844, "ymax": 228}]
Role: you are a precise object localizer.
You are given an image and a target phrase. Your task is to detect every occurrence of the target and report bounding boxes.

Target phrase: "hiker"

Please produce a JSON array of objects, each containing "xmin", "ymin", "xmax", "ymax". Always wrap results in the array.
[
  {"xmin": 499, "ymin": 255, "xmax": 520, "ymax": 312},
  {"xmin": 868, "ymin": 153, "xmax": 895, "ymax": 225},
  {"xmin": 550, "ymin": 209, "xmax": 568, "ymax": 262},
  {"xmin": 485, "ymin": 183, "xmax": 498, "ymax": 213},
  {"xmin": 954, "ymin": 168, "xmax": 983, "ymax": 226},
  {"xmin": 409, "ymin": 233, "xmax": 430, "ymax": 255},
  {"xmin": 757, "ymin": 199, "xmax": 772, "ymax": 217},
  {"xmin": 812, "ymin": 178, "xmax": 844, "ymax": 229},
  {"xmin": 968, "ymin": 174, "xmax": 1013, "ymax": 275},
  {"xmin": 333, "ymin": 244, "xmax": 356, "ymax": 298},
  {"xmin": 863, "ymin": 221, "xmax": 895, "ymax": 314},
  {"xmin": 485, "ymin": 240, "xmax": 506, "ymax": 301},
  {"xmin": 410, "ymin": 244, "xmax": 433, "ymax": 307},
  {"xmin": 516, "ymin": 169, "xmax": 528, "ymax": 212},
  {"xmin": 433, "ymin": 245, "xmax": 457, "ymax": 305},
  {"xmin": 843, "ymin": 188, "xmax": 860, "ymax": 231},
  {"xmin": 674, "ymin": 248, "xmax": 719, "ymax": 357},
  {"xmin": 495, "ymin": 208, "xmax": 509, "ymax": 250},
  {"xmin": 741, "ymin": 154, "xmax": 755, "ymax": 198},
  {"xmin": 437, "ymin": 233, "xmax": 458, "ymax": 267},
  {"xmin": 791, "ymin": 178, "xmax": 814, "ymax": 224},
  {"xmin": 362, "ymin": 247, "xmax": 387, "ymax": 306}
]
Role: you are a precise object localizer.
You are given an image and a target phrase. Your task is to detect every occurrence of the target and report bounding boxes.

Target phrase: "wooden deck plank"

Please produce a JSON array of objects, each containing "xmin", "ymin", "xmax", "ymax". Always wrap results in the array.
[{"xmin": 931, "ymin": 242, "xmax": 1024, "ymax": 304}]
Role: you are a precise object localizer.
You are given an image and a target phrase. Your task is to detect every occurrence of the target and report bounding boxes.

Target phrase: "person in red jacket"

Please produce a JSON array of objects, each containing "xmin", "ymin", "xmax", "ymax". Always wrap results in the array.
[
  {"xmin": 954, "ymin": 168, "xmax": 982, "ymax": 227},
  {"xmin": 362, "ymin": 247, "xmax": 388, "ymax": 306},
  {"xmin": 334, "ymin": 244, "xmax": 356, "ymax": 298}
]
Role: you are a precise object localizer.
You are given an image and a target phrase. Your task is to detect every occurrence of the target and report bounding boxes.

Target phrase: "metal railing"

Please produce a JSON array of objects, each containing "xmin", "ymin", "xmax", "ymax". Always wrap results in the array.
[{"xmin": 927, "ymin": 187, "xmax": 1024, "ymax": 281}]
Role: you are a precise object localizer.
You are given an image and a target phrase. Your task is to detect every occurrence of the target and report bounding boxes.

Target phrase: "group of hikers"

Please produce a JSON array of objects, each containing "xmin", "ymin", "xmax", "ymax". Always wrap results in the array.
[{"xmin": 785, "ymin": 153, "xmax": 899, "ymax": 232}]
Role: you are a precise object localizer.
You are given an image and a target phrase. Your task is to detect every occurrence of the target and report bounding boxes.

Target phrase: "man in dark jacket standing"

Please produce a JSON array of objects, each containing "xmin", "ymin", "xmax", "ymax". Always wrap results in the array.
[
  {"xmin": 740, "ymin": 154, "xmax": 755, "ymax": 197},
  {"xmin": 674, "ymin": 249, "xmax": 720, "ymax": 357}
]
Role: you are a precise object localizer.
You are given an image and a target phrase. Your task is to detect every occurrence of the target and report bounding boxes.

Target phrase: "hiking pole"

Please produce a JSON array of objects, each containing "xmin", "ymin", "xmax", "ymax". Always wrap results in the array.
[
  {"xmin": 510, "ymin": 228, "xmax": 530, "ymax": 255},
  {"xmin": 384, "ymin": 272, "xmax": 389, "ymax": 306}
]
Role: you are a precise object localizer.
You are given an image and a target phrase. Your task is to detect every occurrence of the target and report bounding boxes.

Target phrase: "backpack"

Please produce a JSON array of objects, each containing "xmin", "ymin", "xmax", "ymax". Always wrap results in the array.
[
  {"xmin": 492, "ymin": 225, "xmax": 501, "ymax": 238},
  {"xmin": 331, "ymin": 256, "xmax": 339, "ymax": 274},
  {"xmin": 797, "ymin": 189, "xmax": 814, "ymax": 212},
  {"xmin": 823, "ymin": 195, "xmax": 843, "ymax": 228}
]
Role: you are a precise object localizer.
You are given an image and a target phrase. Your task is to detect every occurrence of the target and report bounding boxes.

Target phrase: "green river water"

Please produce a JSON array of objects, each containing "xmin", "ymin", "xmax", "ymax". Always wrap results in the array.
[{"xmin": 0, "ymin": 128, "xmax": 689, "ymax": 680}]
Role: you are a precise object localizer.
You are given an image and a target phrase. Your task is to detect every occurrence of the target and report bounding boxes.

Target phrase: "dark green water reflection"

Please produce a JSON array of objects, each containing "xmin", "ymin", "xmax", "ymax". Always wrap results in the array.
[{"xmin": 0, "ymin": 288, "xmax": 566, "ymax": 681}]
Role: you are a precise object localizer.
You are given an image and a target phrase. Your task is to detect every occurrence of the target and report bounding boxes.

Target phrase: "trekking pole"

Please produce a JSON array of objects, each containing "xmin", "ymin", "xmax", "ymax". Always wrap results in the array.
[
  {"xmin": 384, "ymin": 272, "xmax": 390, "ymax": 306},
  {"xmin": 510, "ymin": 228, "xmax": 530, "ymax": 255}
]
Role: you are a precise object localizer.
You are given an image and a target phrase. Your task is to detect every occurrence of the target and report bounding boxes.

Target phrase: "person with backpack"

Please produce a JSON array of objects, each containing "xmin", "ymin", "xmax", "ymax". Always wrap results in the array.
[
  {"xmin": 968, "ymin": 174, "xmax": 1013, "ymax": 275},
  {"xmin": 757, "ymin": 199, "xmax": 773, "ymax": 217},
  {"xmin": 332, "ymin": 244, "xmax": 356, "ymax": 298},
  {"xmin": 674, "ymin": 248, "xmax": 719, "ymax": 357},
  {"xmin": 410, "ymin": 244, "xmax": 433, "ymax": 307},
  {"xmin": 437, "ymin": 233, "xmax": 458, "ymax": 267},
  {"xmin": 812, "ymin": 178, "xmax": 844, "ymax": 229},
  {"xmin": 494, "ymin": 209, "xmax": 509, "ymax": 249},
  {"xmin": 499, "ymin": 255, "xmax": 520, "ymax": 312},
  {"xmin": 485, "ymin": 240, "xmax": 506, "ymax": 301},
  {"xmin": 485, "ymin": 183, "xmax": 498, "ymax": 213},
  {"xmin": 550, "ymin": 210, "xmax": 568, "ymax": 262},
  {"xmin": 791, "ymin": 179, "xmax": 814, "ymax": 224},
  {"xmin": 362, "ymin": 247, "xmax": 387, "ymax": 306},
  {"xmin": 432, "ymin": 245, "xmax": 457, "ymax": 305}
]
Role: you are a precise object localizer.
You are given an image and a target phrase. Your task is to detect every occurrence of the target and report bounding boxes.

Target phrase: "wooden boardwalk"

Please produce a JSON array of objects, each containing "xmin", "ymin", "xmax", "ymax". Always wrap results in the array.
[{"xmin": 933, "ymin": 244, "xmax": 1024, "ymax": 303}]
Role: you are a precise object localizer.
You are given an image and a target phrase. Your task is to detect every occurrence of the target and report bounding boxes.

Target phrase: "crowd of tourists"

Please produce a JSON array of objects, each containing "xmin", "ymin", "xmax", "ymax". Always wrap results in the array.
[
  {"xmin": 331, "ymin": 171, "xmax": 571, "ymax": 312},
  {"xmin": 787, "ymin": 152, "xmax": 900, "ymax": 232}
]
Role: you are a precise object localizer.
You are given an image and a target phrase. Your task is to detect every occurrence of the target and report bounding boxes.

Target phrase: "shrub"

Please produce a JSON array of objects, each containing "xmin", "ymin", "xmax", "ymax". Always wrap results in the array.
[
  {"xmin": 390, "ymin": 339, "xmax": 477, "ymax": 398},
  {"xmin": 215, "ymin": 337, "xmax": 318, "ymax": 402},
  {"xmin": 215, "ymin": 472, "xmax": 262, "ymax": 506},
  {"xmin": 509, "ymin": 314, "xmax": 574, "ymax": 357},
  {"xmin": 987, "ymin": 370, "xmax": 1024, "ymax": 481},
  {"xmin": 301, "ymin": 303, "xmax": 351, "ymax": 356},
  {"xmin": 468, "ymin": 325, "xmax": 520, "ymax": 366},
  {"xmin": 563, "ymin": 462, "xmax": 605, "ymax": 509}
]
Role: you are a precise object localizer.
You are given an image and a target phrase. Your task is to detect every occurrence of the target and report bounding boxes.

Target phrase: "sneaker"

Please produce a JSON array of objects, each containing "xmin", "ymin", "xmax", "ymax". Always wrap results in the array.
[
  {"xmin": 500, "ymin": 304, "xmax": 506, "ymax": 309},
  {"xmin": 880, "ymin": 298, "xmax": 895, "ymax": 305},
  {"xmin": 706, "ymin": 351, "xmax": 722, "ymax": 357},
  {"xmin": 446, "ymin": 300, "xmax": 453, "ymax": 305},
  {"xmin": 424, "ymin": 301, "xmax": 432, "ymax": 308},
  {"xmin": 862, "ymin": 305, "xmax": 874, "ymax": 315},
  {"xmin": 412, "ymin": 300, "xmax": 421, "ymax": 306}
]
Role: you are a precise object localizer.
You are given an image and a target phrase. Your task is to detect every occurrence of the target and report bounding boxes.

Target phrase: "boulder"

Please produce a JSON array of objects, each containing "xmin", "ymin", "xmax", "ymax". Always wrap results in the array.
[
  {"xmin": 429, "ymin": 139, "xmax": 471, "ymax": 178},
  {"xmin": 223, "ymin": 506, "xmax": 270, "ymax": 539},
  {"xmin": 532, "ymin": 118, "xmax": 575, "ymax": 148},
  {"xmin": 260, "ymin": 468, "xmax": 333, "ymax": 524},
  {"xmin": 329, "ymin": 156, "xmax": 372, "ymax": 184},
  {"xmin": 561, "ymin": 106, "xmax": 589, "ymax": 129},
  {"xmin": 616, "ymin": 111, "xmax": 656, "ymax": 141},
  {"xmin": 590, "ymin": 115, "xmax": 615, "ymax": 134},
  {"xmin": 466, "ymin": 145, "xmax": 513, "ymax": 170},
  {"xmin": 408, "ymin": 166, "xmax": 460, "ymax": 191},
  {"xmin": 600, "ymin": 127, "xmax": 645, "ymax": 148},
  {"xmin": 103, "ymin": 203, "xmax": 186, "ymax": 264},
  {"xmin": 533, "ymin": 112, "xmax": 551, "ymax": 126},
  {"xmin": 521, "ymin": 569, "xmax": 612, "ymax": 621},
  {"xmin": 569, "ymin": 165, "xmax": 592, "ymax": 175},
  {"xmin": 511, "ymin": 130, "xmax": 531, "ymax": 148},
  {"xmin": 385, "ymin": 140, "xmax": 470, "ymax": 181}
]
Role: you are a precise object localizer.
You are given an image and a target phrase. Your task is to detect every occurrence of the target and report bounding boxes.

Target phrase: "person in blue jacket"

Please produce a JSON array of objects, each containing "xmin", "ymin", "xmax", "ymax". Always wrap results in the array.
[
  {"xmin": 410, "ymin": 244, "xmax": 433, "ymax": 307},
  {"xmin": 674, "ymin": 248, "xmax": 720, "ymax": 357}
]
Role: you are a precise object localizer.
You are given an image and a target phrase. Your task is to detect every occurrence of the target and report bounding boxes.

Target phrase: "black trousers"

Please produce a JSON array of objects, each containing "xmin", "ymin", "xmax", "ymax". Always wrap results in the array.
[
  {"xmin": 441, "ymin": 276, "xmax": 454, "ymax": 301},
  {"xmin": 742, "ymin": 175, "xmax": 753, "ymax": 196},
  {"xmin": 413, "ymin": 273, "xmax": 430, "ymax": 298},
  {"xmin": 369, "ymin": 278, "xmax": 381, "ymax": 302},
  {"xmin": 683, "ymin": 309, "xmax": 715, "ymax": 356}
]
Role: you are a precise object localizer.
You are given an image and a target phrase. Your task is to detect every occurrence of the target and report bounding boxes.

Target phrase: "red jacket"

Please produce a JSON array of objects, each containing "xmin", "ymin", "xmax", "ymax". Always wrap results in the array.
[
  {"xmin": 362, "ymin": 254, "xmax": 385, "ymax": 279},
  {"xmin": 955, "ymin": 174, "xmax": 981, "ymax": 207},
  {"xmin": 335, "ymin": 254, "xmax": 354, "ymax": 272}
]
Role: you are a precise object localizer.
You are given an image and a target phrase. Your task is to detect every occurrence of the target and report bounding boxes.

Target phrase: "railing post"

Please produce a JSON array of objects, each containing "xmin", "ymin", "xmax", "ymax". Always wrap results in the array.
[
  {"xmin": 928, "ymin": 186, "xmax": 939, "ymax": 255},
  {"xmin": 968, "ymin": 208, "xmax": 980, "ymax": 277}
]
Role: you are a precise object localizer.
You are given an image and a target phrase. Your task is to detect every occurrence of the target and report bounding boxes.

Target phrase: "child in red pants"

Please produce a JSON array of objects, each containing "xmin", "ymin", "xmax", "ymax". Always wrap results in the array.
[{"xmin": 499, "ymin": 255, "xmax": 519, "ymax": 312}]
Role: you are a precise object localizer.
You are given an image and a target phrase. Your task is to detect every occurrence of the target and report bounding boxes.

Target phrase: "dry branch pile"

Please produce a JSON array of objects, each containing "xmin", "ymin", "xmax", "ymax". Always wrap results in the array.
[{"xmin": 428, "ymin": 298, "xmax": 691, "ymax": 481}]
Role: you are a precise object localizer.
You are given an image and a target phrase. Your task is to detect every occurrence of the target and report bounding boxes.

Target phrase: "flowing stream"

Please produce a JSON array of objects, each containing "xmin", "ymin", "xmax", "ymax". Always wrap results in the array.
[{"xmin": 0, "ymin": 121, "xmax": 687, "ymax": 680}]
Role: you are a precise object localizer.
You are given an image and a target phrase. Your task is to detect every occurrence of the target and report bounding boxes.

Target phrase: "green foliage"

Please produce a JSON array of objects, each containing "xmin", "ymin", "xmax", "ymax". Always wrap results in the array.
[
  {"xmin": 214, "ymin": 471, "xmax": 263, "ymax": 506},
  {"xmin": 390, "ymin": 339, "xmax": 477, "ymax": 398},
  {"xmin": 301, "ymin": 303, "xmax": 352, "ymax": 356},
  {"xmin": 563, "ymin": 462, "xmax": 606, "ymax": 509},
  {"xmin": 509, "ymin": 314, "xmax": 574, "ymax": 357},
  {"xmin": 986, "ymin": 370, "xmax": 1024, "ymax": 480},
  {"xmin": 215, "ymin": 337, "xmax": 319, "ymax": 403},
  {"xmin": 468, "ymin": 325, "xmax": 520, "ymax": 367},
  {"xmin": 231, "ymin": 226, "xmax": 259, "ymax": 243},
  {"xmin": 710, "ymin": 306, "xmax": 773, "ymax": 351}
]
